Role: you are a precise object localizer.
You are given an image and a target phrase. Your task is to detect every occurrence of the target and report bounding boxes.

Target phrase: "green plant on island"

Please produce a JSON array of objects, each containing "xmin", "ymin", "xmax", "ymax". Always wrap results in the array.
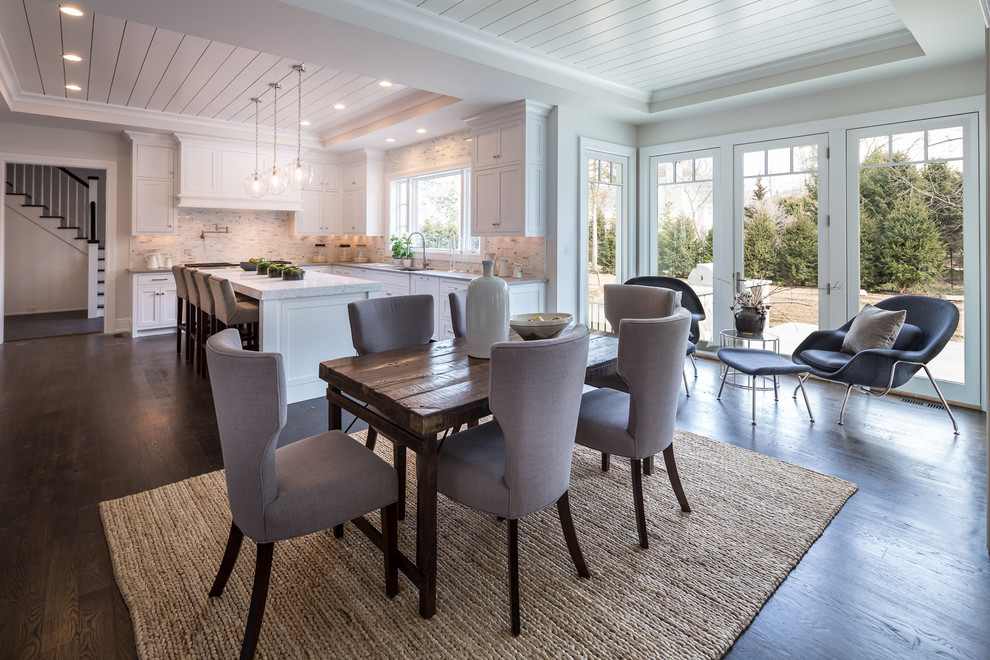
[{"xmin": 283, "ymin": 267, "xmax": 306, "ymax": 280}]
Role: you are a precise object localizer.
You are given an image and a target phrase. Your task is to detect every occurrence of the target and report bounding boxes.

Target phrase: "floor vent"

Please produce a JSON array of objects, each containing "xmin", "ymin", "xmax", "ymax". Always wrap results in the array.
[{"xmin": 901, "ymin": 396, "xmax": 945, "ymax": 410}]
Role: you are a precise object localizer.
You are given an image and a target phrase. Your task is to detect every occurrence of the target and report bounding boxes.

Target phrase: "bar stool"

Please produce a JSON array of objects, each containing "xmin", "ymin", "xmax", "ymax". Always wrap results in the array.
[
  {"xmin": 171, "ymin": 265, "xmax": 189, "ymax": 358},
  {"xmin": 209, "ymin": 277, "xmax": 260, "ymax": 350},
  {"xmin": 194, "ymin": 271, "xmax": 219, "ymax": 378},
  {"xmin": 182, "ymin": 267, "xmax": 201, "ymax": 369}
]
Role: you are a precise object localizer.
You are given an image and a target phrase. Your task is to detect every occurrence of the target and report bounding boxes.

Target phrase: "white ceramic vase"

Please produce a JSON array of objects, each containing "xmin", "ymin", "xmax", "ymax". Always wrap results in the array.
[{"xmin": 467, "ymin": 260, "xmax": 509, "ymax": 359}]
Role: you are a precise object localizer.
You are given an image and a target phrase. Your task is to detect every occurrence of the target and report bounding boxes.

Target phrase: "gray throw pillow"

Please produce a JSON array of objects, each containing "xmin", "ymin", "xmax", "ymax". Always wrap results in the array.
[{"xmin": 840, "ymin": 304, "xmax": 907, "ymax": 354}]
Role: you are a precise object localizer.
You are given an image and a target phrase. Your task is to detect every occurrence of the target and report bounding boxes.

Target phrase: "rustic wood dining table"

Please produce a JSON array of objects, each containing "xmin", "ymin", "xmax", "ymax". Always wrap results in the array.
[{"xmin": 318, "ymin": 331, "xmax": 618, "ymax": 618}]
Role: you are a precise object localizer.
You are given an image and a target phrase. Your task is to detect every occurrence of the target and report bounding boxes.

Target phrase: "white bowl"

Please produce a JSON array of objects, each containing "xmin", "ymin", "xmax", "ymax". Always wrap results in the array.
[{"xmin": 509, "ymin": 313, "xmax": 573, "ymax": 340}]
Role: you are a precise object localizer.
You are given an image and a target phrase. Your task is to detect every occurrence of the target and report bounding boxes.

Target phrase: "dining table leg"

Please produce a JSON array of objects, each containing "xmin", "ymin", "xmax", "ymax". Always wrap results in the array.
[
  {"xmin": 328, "ymin": 386, "xmax": 342, "ymax": 431},
  {"xmin": 416, "ymin": 434, "xmax": 438, "ymax": 619}
]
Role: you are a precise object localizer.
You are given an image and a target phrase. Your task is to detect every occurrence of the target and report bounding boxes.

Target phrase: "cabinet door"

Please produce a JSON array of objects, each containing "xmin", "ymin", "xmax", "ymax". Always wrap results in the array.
[
  {"xmin": 411, "ymin": 275, "xmax": 442, "ymax": 339},
  {"xmin": 474, "ymin": 127, "xmax": 500, "ymax": 167},
  {"xmin": 134, "ymin": 179, "xmax": 175, "ymax": 235},
  {"xmin": 342, "ymin": 161, "xmax": 366, "ymax": 189},
  {"xmin": 495, "ymin": 166, "xmax": 524, "ymax": 234},
  {"xmin": 472, "ymin": 169, "xmax": 502, "ymax": 236},
  {"xmin": 135, "ymin": 144, "xmax": 173, "ymax": 179},
  {"xmin": 135, "ymin": 287, "xmax": 160, "ymax": 328},
  {"xmin": 294, "ymin": 188, "xmax": 324, "ymax": 236},
  {"xmin": 323, "ymin": 190, "xmax": 342, "ymax": 235},
  {"xmin": 438, "ymin": 280, "xmax": 469, "ymax": 340},
  {"xmin": 160, "ymin": 288, "xmax": 177, "ymax": 325},
  {"xmin": 182, "ymin": 146, "xmax": 219, "ymax": 194},
  {"xmin": 341, "ymin": 189, "xmax": 365, "ymax": 234},
  {"xmin": 220, "ymin": 150, "xmax": 258, "ymax": 196},
  {"xmin": 302, "ymin": 162, "xmax": 324, "ymax": 191},
  {"xmin": 496, "ymin": 120, "xmax": 524, "ymax": 164}
]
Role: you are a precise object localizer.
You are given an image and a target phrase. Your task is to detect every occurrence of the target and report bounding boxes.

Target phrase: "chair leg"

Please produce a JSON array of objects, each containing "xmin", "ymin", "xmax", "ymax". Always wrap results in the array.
[
  {"xmin": 691, "ymin": 352, "xmax": 698, "ymax": 377},
  {"xmin": 716, "ymin": 365, "xmax": 730, "ymax": 400},
  {"xmin": 630, "ymin": 459, "xmax": 648, "ymax": 549},
  {"xmin": 508, "ymin": 518, "xmax": 520, "ymax": 636},
  {"xmin": 751, "ymin": 371, "xmax": 757, "ymax": 426},
  {"xmin": 240, "ymin": 542, "xmax": 274, "ymax": 660},
  {"xmin": 333, "ymin": 524, "xmax": 344, "ymax": 538},
  {"xmin": 601, "ymin": 452, "xmax": 610, "ymax": 471},
  {"xmin": 395, "ymin": 446, "xmax": 406, "ymax": 521},
  {"xmin": 209, "ymin": 522, "xmax": 244, "ymax": 597},
  {"xmin": 920, "ymin": 364, "xmax": 960, "ymax": 435},
  {"xmin": 382, "ymin": 502, "xmax": 399, "ymax": 598},
  {"xmin": 795, "ymin": 375, "xmax": 815, "ymax": 423},
  {"xmin": 555, "ymin": 490, "xmax": 590, "ymax": 578},
  {"xmin": 662, "ymin": 444, "xmax": 691, "ymax": 513},
  {"xmin": 682, "ymin": 370, "xmax": 691, "ymax": 397},
  {"xmin": 838, "ymin": 384, "xmax": 855, "ymax": 425},
  {"xmin": 643, "ymin": 455, "xmax": 653, "ymax": 475},
  {"xmin": 175, "ymin": 297, "xmax": 184, "ymax": 355},
  {"xmin": 365, "ymin": 427, "xmax": 378, "ymax": 451}
]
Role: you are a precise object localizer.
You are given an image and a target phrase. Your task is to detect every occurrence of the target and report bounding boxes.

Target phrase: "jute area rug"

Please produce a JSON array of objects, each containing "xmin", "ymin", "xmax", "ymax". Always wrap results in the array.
[{"xmin": 100, "ymin": 429, "xmax": 857, "ymax": 659}]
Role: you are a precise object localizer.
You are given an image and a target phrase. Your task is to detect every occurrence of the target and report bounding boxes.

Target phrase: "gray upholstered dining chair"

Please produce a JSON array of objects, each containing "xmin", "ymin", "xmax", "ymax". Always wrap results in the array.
[
  {"xmin": 347, "ymin": 294, "xmax": 435, "ymax": 518},
  {"xmin": 194, "ymin": 270, "xmax": 219, "ymax": 377},
  {"xmin": 209, "ymin": 276, "xmax": 260, "ymax": 349},
  {"xmin": 437, "ymin": 326, "xmax": 592, "ymax": 636},
  {"xmin": 182, "ymin": 268, "xmax": 203, "ymax": 372},
  {"xmin": 588, "ymin": 283, "xmax": 680, "ymax": 474},
  {"xmin": 205, "ymin": 329, "xmax": 398, "ymax": 660},
  {"xmin": 575, "ymin": 308, "xmax": 692, "ymax": 549},
  {"xmin": 448, "ymin": 288, "xmax": 467, "ymax": 338}
]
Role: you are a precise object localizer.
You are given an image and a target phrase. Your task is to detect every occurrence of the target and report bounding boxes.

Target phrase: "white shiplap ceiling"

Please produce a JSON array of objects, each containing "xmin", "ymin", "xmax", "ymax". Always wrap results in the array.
[
  {"xmin": 386, "ymin": 0, "xmax": 915, "ymax": 100},
  {"xmin": 0, "ymin": 0, "xmax": 459, "ymax": 145}
]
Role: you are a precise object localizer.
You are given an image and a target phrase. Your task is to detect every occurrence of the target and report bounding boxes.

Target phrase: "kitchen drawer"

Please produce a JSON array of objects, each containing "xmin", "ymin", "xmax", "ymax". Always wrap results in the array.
[
  {"xmin": 134, "ymin": 273, "xmax": 175, "ymax": 287},
  {"xmin": 372, "ymin": 270, "xmax": 410, "ymax": 289},
  {"xmin": 378, "ymin": 283, "xmax": 409, "ymax": 298}
]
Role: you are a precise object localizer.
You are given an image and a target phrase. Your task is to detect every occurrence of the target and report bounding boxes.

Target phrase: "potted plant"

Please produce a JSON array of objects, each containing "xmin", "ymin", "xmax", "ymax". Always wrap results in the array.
[
  {"xmin": 268, "ymin": 263, "xmax": 287, "ymax": 278},
  {"xmin": 283, "ymin": 266, "xmax": 306, "ymax": 281},
  {"xmin": 390, "ymin": 235, "xmax": 412, "ymax": 265},
  {"xmin": 256, "ymin": 260, "xmax": 271, "ymax": 275},
  {"xmin": 730, "ymin": 285, "xmax": 771, "ymax": 336}
]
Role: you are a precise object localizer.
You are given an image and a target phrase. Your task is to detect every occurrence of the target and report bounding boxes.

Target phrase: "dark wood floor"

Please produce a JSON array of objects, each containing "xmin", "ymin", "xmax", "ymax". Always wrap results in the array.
[
  {"xmin": 4, "ymin": 310, "xmax": 104, "ymax": 342},
  {"xmin": 0, "ymin": 332, "xmax": 987, "ymax": 658}
]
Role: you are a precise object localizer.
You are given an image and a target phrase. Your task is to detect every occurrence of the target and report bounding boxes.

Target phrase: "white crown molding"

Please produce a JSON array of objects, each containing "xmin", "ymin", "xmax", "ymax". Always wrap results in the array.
[{"xmin": 320, "ymin": 93, "xmax": 462, "ymax": 148}]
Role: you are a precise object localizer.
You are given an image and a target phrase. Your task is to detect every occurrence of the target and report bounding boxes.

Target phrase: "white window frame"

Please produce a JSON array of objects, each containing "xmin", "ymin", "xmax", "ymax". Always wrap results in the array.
[{"xmin": 388, "ymin": 166, "xmax": 478, "ymax": 257}]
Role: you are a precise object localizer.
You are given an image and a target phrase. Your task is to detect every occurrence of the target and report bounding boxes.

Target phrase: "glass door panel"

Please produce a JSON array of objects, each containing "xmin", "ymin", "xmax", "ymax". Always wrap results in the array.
[
  {"xmin": 586, "ymin": 157, "xmax": 622, "ymax": 332},
  {"xmin": 852, "ymin": 117, "xmax": 977, "ymax": 403},
  {"xmin": 736, "ymin": 135, "xmax": 828, "ymax": 356},
  {"xmin": 652, "ymin": 151, "xmax": 716, "ymax": 344}
]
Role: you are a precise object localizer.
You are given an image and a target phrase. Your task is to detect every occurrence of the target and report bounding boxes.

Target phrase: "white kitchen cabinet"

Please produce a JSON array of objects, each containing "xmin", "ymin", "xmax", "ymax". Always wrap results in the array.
[
  {"xmin": 295, "ymin": 188, "xmax": 341, "ymax": 236},
  {"xmin": 128, "ymin": 132, "xmax": 178, "ymax": 236},
  {"xmin": 132, "ymin": 272, "xmax": 177, "ymax": 336},
  {"xmin": 472, "ymin": 119, "xmax": 524, "ymax": 168},
  {"xmin": 411, "ymin": 274, "xmax": 442, "ymax": 339},
  {"xmin": 181, "ymin": 145, "xmax": 219, "ymax": 194},
  {"xmin": 464, "ymin": 100, "xmax": 550, "ymax": 238},
  {"xmin": 438, "ymin": 279, "xmax": 468, "ymax": 340},
  {"xmin": 135, "ymin": 144, "xmax": 173, "ymax": 180},
  {"xmin": 133, "ymin": 179, "xmax": 176, "ymax": 235},
  {"xmin": 339, "ymin": 150, "xmax": 384, "ymax": 236}
]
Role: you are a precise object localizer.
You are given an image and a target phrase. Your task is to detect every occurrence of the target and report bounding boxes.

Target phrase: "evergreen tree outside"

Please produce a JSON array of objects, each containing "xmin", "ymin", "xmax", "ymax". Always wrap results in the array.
[
  {"xmin": 657, "ymin": 214, "xmax": 700, "ymax": 277},
  {"xmin": 877, "ymin": 195, "xmax": 946, "ymax": 291},
  {"xmin": 743, "ymin": 210, "xmax": 778, "ymax": 281},
  {"xmin": 777, "ymin": 215, "xmax": 818, "ymax": 285}
]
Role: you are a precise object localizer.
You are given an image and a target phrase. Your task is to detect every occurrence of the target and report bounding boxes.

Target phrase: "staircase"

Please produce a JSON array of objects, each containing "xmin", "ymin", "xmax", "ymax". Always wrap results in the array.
[{"xmin": 4, "ymin": 163, "xmax": 105, "ymax": 317}]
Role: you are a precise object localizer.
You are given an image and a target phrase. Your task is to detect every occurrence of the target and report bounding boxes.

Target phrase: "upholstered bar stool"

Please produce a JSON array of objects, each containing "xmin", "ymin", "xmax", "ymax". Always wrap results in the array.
[
  {"xmin": 209, "ymin": 276, "xmax": 260, "ymax": 350},
  {"xmin": 182, "ymin": 267, "xmax": 201, "ymax": 369},
  {"xmin": 194, "ymin": 270, "xmax": 219, "ymax": 377},
  {"xmin": 171, "ymin": 265, "xmax": 189, "ymax": 358}
]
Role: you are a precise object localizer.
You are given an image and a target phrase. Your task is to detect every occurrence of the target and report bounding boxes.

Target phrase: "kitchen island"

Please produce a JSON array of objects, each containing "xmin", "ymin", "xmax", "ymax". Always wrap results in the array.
[{"xmin": 203, "ymin": 268, "xmax": 380, "ymax": 403}]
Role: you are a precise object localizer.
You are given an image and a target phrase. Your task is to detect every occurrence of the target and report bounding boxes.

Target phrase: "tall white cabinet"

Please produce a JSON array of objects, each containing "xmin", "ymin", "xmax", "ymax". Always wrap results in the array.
[
  {"xmin": 127, "ymin": 132, "xmax": 177, "ymax": 236},
  {"xmin": 293, "ymin": 160, "xmax": 341, "ymax": 236},
  {"xmin": 340, "ymin": 149, "xmax": 384, "ymax": 236},
  {"xmin": 464, "ymin": 100, "xmax": 550, "ymax": 237}
]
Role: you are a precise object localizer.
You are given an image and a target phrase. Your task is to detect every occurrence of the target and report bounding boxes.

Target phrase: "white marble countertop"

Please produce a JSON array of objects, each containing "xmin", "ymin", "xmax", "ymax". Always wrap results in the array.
[
  {"xmin": 201, "ymin": 268, "xmax": 380, "ymax": 300},
  {"xmin": 307, "ymin": 262, "xmax": 547, "ymax": 284}
]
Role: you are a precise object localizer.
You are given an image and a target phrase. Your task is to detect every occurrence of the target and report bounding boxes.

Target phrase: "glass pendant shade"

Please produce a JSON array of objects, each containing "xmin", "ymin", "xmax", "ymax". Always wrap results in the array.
[
  {"xmin": 244, "ymin": 171, "xmax": 268, "ymax": 197},
  {"xmin": 268, "ymin": 164, "xmax": 288, "ymax": 195},
  {"xmin": 291, "ymin": 157, "xmax": 314, "ymax": 188}
]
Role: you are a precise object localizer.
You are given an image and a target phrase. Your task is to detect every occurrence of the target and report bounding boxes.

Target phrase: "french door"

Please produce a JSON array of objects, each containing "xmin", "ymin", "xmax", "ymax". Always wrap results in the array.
[
  {"xmin": 846, "ymin": 114, "xmax": 981, "ymax": 405},
  {"xmin": 732, "ymin": 134, "xmax": 830, "ymax": 357}
]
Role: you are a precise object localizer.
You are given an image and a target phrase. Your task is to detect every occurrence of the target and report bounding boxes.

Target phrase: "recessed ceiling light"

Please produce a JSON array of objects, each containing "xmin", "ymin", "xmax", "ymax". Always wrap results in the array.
[
  {"xmin": 65, "ymin": 84, "xmax": 82, "ymax": 91},
  {"xmin": 379, "ymin": 80, "xmax": 393, "ymax": 87},
  {"xmin": 62, "ymin": 53, "xmax": 82, "ymax": 62},
  {"xmin": 385, "ymin": 138, "xmax": 396, "ymax": 143},
  {"xmin": 333, "ymin": 103, "xmax": 345, "ymax": 110},
  {"xmin": 59, "ymin": 6, "xmax": 83, "ymax": 16},
  {"xmin": 299, "ymin": 120, "xmax": 311, "ymax": 126},
  {"xmin": 416, "ymin": 128, "xmax": 427, "ymax": 134}
]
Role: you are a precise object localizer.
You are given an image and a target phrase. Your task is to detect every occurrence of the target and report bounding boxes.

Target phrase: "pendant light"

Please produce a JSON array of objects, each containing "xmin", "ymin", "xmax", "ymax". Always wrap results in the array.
[
  {"xmin": 243, "ymin": 98, "xmax": 267, "ymax": 198},
  {"xmin": 267, "ymin": 82, "xmax": 288, "ymax": 195},
  {"xmin": 290, "ymin": 64, "xmax": 314, "ymax": 189}
]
